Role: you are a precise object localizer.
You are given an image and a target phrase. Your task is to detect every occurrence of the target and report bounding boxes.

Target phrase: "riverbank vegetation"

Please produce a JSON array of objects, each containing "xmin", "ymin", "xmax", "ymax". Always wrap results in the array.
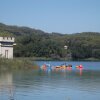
[
  {"xmin": 0, "ymin": 58, "xmax": 38, "ymax": 70},
  {"xmin": 0, "ymin": 23, "xmax": 100, "ymax": 61}
]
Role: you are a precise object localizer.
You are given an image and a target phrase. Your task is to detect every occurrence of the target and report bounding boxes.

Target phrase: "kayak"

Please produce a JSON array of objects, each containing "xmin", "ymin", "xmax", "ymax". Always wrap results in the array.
[{"xmin": 76, "ymin": 65, "xmax": 83, "ymax": 69}]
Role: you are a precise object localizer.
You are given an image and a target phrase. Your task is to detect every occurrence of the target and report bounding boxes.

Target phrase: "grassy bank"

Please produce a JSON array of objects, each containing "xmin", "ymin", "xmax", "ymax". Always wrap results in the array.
[
  {"xmin": 18, "ymin": 57, "xmax": 100, "ymax": 61},
  {"xmin": 83, "ymin": 57, "xmax": 100, "ymax": 61},
  {"xmin": 16, "ymin": 57, "xmax": 70, "ymax": 61},
  {"xmin": 0, "ymin": 58, "xmax": 38, "ymax": 70}
]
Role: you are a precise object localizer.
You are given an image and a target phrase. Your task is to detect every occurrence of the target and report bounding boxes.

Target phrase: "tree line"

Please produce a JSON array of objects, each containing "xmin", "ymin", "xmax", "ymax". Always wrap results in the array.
[{"xmin": 0, "ymin": 23, "xmax": 100, "ymax": 60}]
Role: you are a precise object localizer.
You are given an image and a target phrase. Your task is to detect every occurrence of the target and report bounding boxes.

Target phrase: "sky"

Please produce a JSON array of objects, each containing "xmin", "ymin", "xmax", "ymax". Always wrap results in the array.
[{"xmin": 0, "ymin": 0, "xmax": 100, "ymax": 34}]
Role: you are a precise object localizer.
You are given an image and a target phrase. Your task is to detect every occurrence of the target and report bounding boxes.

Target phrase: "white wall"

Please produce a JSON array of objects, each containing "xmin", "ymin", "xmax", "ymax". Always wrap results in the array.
[
  {"xmin": 1, "ymin": 46, "xmax": 13, "ymax": 59},
  {"xmin": 0, "ymin": 44, "xmax": 1, "ymax": 56},
  {"xmin": 0, "ymin": 37, "xmax": 14, "ymax": 42}
]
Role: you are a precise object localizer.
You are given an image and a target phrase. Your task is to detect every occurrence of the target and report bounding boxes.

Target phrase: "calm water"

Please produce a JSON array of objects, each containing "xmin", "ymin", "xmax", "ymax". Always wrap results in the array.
[{"xmin": 0, "ymin": 61, "xmax": 100, "ymax": 100}]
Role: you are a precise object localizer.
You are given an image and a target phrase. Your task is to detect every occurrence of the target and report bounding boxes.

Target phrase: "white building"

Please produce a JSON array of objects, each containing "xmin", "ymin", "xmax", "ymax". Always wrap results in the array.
[{"xmin": 0, "ymin": 37, "xmax": 16, "ymax": 59}]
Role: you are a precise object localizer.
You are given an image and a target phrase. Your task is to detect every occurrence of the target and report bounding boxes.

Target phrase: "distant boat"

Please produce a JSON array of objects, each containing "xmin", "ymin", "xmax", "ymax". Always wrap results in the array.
[
  {"xmin": 76, "ymin": 65, "xmax": 83, "ymax": 69},
  {"xmin": 54, "ymin": 64, "xmax": 72, "ymax": 70},
  {"xmin": 40, "ymin": 63, "xmax": 52, "ymax": 70}
]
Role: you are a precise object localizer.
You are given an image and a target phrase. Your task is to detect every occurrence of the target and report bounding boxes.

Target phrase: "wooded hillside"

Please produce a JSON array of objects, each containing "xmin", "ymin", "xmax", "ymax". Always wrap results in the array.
[{"xmin": 0, "ymin": 23, "xmax": 100, "ymax": 60}]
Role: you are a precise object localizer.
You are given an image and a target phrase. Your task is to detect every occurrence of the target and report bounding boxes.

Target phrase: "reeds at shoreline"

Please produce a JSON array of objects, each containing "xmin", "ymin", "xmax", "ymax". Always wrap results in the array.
[{"xmin": 0, "ymin": 58, "xmax": 37, "ymax": 70}]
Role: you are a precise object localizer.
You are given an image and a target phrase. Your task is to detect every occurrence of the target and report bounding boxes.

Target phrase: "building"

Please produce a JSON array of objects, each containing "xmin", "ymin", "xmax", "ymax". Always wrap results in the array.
[{"xmin": 0, "ymin": 37, "xmax": 16, "ymax": 59}]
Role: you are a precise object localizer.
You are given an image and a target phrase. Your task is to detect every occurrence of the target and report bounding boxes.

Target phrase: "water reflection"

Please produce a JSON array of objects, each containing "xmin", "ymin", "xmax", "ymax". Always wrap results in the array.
[
  {"xmin": 0, "ymin": 71, "xmax": 14, "ymax": 100},
  {"xmin": 76, "ymin": 68, "xmax": 83, "ymax": 76},
  {"xmin": 0, "ymin": 64, "xmax": 100, "ymax": 100}
]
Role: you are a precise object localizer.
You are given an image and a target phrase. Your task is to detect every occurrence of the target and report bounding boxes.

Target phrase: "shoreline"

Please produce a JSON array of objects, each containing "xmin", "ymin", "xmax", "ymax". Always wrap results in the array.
[{"xmin": 13, "ymin": 57, "xmax": 100, "ymax": 61}]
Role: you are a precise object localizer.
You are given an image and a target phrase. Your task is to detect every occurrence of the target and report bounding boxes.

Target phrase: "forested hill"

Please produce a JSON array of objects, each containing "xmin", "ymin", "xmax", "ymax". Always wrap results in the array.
[{"xmin": 0, "ymin": 23, "xmax": 100, "ymax": 60}]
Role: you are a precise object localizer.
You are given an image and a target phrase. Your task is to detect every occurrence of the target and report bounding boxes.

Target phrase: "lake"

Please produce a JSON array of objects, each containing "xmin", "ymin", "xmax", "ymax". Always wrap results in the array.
[{"xmin": 0, "ymin": 61, "xmax": 100, "ymax": 100}]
